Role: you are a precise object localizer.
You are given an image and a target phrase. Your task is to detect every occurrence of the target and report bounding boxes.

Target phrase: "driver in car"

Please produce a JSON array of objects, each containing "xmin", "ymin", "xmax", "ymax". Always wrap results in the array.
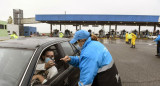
[{"xmin": 32, "ymin": 50, "xmax": 58, "ymax": 84}]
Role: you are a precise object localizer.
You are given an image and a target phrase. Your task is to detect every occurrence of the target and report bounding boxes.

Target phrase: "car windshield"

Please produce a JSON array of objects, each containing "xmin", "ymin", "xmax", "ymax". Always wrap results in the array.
[{"xmin": 0, "ymin": 48, "xmax": 34, "ymax": 86}]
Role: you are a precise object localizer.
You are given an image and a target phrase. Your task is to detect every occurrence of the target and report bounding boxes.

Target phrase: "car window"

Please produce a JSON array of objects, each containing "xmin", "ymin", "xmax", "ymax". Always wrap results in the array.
[
  {"xmin": 31, "ymin": 44, "xmax": 69, "ymax": 85},
  {"xmin": 0, "ymin": 48, "xmax": 34, "ymax": 86},
  {"xmin": 60, "ymin": 42, "xmax": 74, "ymax": 56}
]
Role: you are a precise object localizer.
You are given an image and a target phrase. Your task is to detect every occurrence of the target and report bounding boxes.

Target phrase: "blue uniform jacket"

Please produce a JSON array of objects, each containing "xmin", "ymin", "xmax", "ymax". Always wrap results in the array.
[
  {"xmin": 69, "ymin": 37, "xmax": 113, "ymax": 86},
  {"xmin": 154, "ymin": 35, "xmax": 160, "ymax": 44}
]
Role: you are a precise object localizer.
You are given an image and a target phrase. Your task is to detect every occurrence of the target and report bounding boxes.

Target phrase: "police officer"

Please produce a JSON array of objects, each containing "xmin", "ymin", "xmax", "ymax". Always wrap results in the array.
[{"xmin": 61, "ymin": 30, "xmax": 121, "ymax": 86}]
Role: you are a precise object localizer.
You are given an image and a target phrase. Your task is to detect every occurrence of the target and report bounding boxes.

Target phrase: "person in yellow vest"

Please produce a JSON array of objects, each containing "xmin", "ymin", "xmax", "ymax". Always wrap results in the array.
[
  {"xmin": 10, "ymin": 31, "xmax": 18, "ymax": 39},
  {"xmin": 125, "ymin": 32, "xmax": 129, "ymax": 44},
  {"xmin": 59, "ymin": 32, "xmax": 64, "ymax": 38},
  {"xmin": 131, "ymin": 33, "xmax": 136, "ymax": 48},
  {"xmin": 128, "ymin": 33, "xmax": 132, "ymax": 44}
]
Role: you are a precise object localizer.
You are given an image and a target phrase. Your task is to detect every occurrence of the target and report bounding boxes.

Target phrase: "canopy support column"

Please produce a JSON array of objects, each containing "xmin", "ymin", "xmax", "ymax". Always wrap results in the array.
[
  {"xmin": 109, "ymin": 25, "xmax": 111, "ymax": 37},
  {"xmin": 153, "ymin": 25, "xmax": 157, "ymax": 36},
  {"xmin": 115, "ymin": 25, "xmax": 117, "ymax": 38},
  {"xmin": 50, "ymin": 24, "xmax": 52, "ymax": 36},
  {"xmin": 76, "ymin": 25, "xmax": 78, "ymax": 31},
  {"xmin": 138, "ymin": 25, "xmax": 141, "ymax": 38},
  {"xmin": 60, "ymin": 24, "xmax": 62, "ymax": 31}
]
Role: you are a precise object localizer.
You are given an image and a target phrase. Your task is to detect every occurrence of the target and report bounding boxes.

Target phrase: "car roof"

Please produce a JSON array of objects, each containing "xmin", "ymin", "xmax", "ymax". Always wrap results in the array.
[{"xmin": 0, "ymin": 37, "xmax": 70, "ymax": 49}]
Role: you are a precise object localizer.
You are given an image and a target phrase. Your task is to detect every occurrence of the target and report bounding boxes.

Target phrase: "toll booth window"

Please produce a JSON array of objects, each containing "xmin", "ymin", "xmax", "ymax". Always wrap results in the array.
[{"xmin": 60, "ymin": 42, "xmax": 74, "ymax": 56}]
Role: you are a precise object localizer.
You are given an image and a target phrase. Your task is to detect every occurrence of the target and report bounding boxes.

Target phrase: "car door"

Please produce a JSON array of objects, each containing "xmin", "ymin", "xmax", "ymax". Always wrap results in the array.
[
  {"xmin": 58, "ymin": 41, "xmax": 80, "ymax": 86},
  {"xmin": 27, "ymin": 41, "xmax": 79, "ymax": 86}
]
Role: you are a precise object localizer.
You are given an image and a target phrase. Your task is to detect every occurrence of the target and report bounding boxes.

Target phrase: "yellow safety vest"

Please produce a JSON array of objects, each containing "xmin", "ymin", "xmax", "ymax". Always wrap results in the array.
[
  {"xmin": 10, "ymin": 34, "xmax": 18, "ymax": 39},
  {"xmin": 59, "ymin": 33, "xmax": 64, "ymax": 38}
]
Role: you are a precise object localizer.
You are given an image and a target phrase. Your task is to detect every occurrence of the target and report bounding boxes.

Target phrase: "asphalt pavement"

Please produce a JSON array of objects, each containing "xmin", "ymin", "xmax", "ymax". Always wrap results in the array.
[{"xmin": 101, "ymin": 39, "xmax": 160, "ymax": 86}]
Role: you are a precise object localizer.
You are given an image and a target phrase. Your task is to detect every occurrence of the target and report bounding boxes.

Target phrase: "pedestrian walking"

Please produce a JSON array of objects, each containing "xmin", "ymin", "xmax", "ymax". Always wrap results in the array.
[{"xmin": 60, "ymin": 30, "xmax": 122, "ymax": 86}]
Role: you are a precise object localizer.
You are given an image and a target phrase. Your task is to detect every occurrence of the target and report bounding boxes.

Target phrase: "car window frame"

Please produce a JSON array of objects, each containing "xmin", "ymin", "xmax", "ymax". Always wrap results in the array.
[
  {"xmin": 26, "ymin": 40, "xmax": 72, "ymax": 86},
  {"xmin": 27, "ymin": 42, "xmax": 61, "ymax": 86}
]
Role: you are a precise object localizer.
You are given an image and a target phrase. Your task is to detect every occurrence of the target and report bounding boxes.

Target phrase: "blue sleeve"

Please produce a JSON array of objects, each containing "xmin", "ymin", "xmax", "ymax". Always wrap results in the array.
[
  {"xmin": 68, "ymin": 56, "xmax": 80, "ymax": 67},
  {"xmin": 154, "ymin": 36, "xmax": 160, "ymax": 42},
  {"xmin": 79, "ymin": 56, "xmax": 99, "ymax": 85}
]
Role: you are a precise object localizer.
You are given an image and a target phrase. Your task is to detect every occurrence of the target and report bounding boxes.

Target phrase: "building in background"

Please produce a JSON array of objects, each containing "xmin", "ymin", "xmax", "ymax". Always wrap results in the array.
[
  {"xmin": 13, "ymin": 9, "xmax": 24, "ymax": 36},
  {"xmin": 24, "ymin": 26, "xmax": 37, "ymax": 36},
  {"xmin": 0, "ymin": 20, "xmax": 8, "ymax": 37},
  {"xmin": 7, "ymin": 24, "xmax": 19, "ymax": 36}
]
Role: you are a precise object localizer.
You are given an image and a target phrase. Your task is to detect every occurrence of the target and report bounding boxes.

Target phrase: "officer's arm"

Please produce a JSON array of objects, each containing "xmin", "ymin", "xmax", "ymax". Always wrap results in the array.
[
  {"xmin": 68, "ymin": 56, "xmax": 80, "ymax": 67},
  {"xmin": 78, "ymin": 56, "xmax": 98, "ymax": 86},
  {"xmin": 154, "ymin": 36, "xmax": 160, "ymax": 42}
]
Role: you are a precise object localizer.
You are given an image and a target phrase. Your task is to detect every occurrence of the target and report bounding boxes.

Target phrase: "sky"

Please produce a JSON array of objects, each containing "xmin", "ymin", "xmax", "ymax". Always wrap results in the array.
[{"xmin": 1, "ymin": 0, "xmax": 160, "ymax": 33}]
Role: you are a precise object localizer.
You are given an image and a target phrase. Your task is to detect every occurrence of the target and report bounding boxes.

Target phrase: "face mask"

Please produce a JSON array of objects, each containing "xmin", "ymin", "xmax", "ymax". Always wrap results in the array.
[{"xmin": 45, "ymin": 57, "xmax": 52, "ymax": 63}]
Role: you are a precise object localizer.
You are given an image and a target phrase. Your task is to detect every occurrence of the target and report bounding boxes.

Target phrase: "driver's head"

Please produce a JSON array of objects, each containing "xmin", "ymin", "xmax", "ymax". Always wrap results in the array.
[{"xmin": 41, "ymin": 50, "xmax": 54, "ymax": 61}]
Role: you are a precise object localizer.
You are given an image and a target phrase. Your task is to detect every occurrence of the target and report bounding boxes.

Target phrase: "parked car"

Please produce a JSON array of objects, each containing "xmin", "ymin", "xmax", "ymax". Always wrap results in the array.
[{"xmin": 0, "ymin": 37, "xmax": 80, "ymax": 86}]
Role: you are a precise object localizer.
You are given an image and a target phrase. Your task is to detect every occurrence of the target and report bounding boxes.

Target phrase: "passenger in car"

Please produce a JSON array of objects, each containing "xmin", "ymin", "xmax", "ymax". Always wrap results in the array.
[{"xmin": 32, "ymin": 50, "xmax": 58, "ymax": 84}]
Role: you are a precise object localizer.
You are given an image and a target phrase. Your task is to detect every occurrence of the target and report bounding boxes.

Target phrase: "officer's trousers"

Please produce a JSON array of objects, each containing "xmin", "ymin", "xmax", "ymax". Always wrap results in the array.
[{"xmin": 92, "ymin": 64, "xmax": 122, "ymax": 86}]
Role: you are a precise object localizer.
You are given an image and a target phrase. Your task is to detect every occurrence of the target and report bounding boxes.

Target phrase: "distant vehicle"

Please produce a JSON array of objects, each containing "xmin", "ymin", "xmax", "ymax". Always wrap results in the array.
[{"xmin": 0, "ymin": 37, "xmax": 80, "ymax": 86}]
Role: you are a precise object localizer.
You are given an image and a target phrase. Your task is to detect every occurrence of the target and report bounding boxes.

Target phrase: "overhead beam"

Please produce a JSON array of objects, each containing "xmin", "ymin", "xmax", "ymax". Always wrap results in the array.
[{"xmin": 21, "ymin": 18, "xmax": 40, "ymax": 24}]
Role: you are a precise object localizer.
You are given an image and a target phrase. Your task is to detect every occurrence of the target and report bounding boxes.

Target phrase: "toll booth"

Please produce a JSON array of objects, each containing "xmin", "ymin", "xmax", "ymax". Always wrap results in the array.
[
  {"xmin": 110, "ymin": 29, "xmax": 115, "ymax": 38},
  {"xmin": 53, "ymin": 29, "xmax": 59, "ymax": 37},
  {"xmin": 99, "ymin": 29, "xmax": 105, "ymax": 38},
  {"xmin": 88, "ymin": 29, "xmax": 92, "ymax": 34},
  {"xmin": 153, "ymin": 30, "xmax": 159, "ymax": 36},
  {"xmin": 106, "ymin": 32, "xmax": 110, "ymax": 39},
  {"xmin": 140, "ymin": 30, "xmax": 150, "ymax": 38},
  {"xmin": 155, "ymin": 30, "xmax": 159, "ymax": 36},
  {"xmin": 64, "ymin": 29, "xmax": 71, "ymax": 38},
  {"xmin": 120, "ymin": 30, "xmax": 126, "ymax": 39}
]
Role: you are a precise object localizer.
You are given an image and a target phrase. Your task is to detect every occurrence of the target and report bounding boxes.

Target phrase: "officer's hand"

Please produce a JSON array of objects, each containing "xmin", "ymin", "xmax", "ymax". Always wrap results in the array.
[{"xmin": 60, "ymin": 56, "xmax": 71, "ymax": 62}]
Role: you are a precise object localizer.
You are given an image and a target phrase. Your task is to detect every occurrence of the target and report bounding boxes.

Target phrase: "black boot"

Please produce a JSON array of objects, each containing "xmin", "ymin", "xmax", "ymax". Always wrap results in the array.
[
  {"xmin": 133, "ymin": 45, "xmax": 135, "ymax": 48},
  {"xmin": 130, "ymin": 45, "xmax": 133, "ymax": 48}
]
